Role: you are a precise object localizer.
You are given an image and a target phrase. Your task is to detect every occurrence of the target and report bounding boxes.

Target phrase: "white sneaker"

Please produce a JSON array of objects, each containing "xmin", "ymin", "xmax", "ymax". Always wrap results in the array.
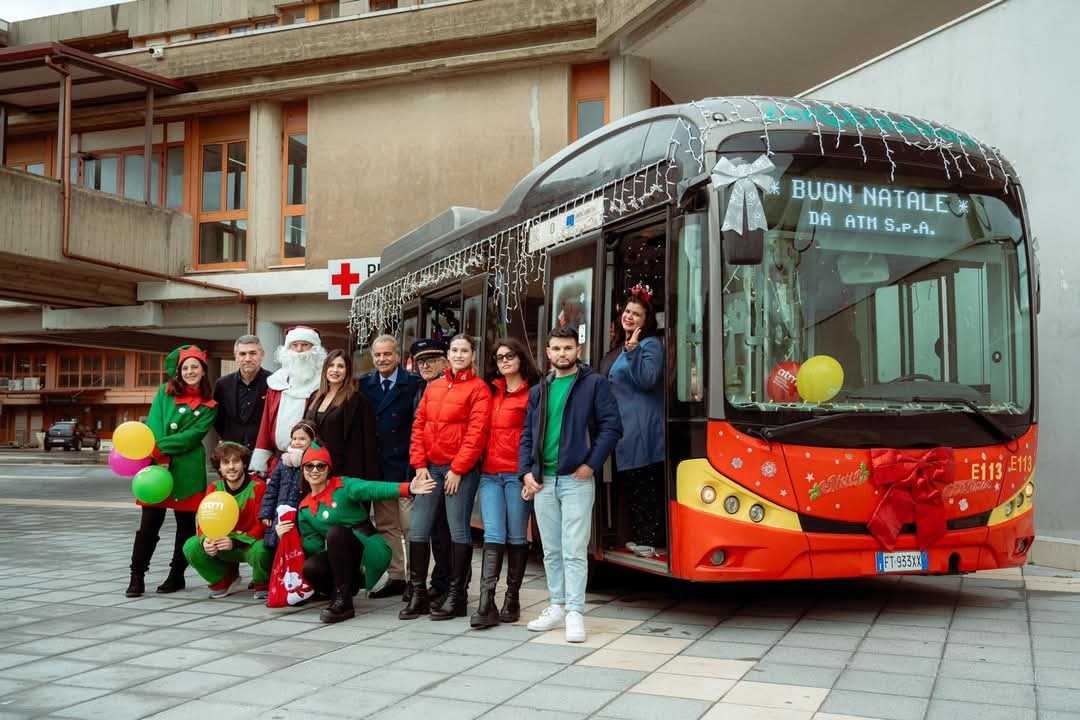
[
  {"xmin": 564, "ymin": 611, "xmax": 586, "ymax": 643},
  {"xmin": 527, "ymin": 605, "xmax": 566, "ymax": 632}
]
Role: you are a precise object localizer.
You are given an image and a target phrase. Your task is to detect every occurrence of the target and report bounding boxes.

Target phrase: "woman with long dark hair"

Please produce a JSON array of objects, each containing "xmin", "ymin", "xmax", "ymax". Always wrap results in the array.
[
  {"xmin": 471, "ymin": 337, "xmax": 540, "ymax": 628},
  {"xmin": 600, "ymin": 283, "xmax": 666, "ymax": 551},
  {"xmin": 126, "ymin": 345, "xmax": 218, "ymax": 597},
  {"xmin": 402, "ymin": 334, "xmax": 491, "ymax": 621},
  {"xmin": 304, "ymin": 349, "xmax": 380, "ymax": 480}
]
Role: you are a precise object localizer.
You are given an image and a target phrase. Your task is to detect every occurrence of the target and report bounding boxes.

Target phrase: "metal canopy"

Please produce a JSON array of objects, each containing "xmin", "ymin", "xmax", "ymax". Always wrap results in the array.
[{"xmin": 0, "ymin": 42, "xmax": 191, "ymax": 113}]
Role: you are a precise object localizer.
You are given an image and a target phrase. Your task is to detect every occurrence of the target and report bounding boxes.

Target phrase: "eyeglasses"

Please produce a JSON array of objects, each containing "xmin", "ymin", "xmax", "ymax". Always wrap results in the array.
[
  {"xmin": 495, "ymin": 351, "xmax": 518, "ymax": 363},
  {"xmin": 303, "ymin": 462, "xmax": 329, "ymax": 473},
  {"xmin": 415, "ymin": 356, "xmax": 443, "ymax": 367}
]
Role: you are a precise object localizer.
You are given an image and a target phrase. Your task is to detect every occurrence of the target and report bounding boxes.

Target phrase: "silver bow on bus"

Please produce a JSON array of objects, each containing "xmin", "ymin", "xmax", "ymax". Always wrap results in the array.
[{"xmin": 711, "ymin": 155, "xmax": 776, "ymax": 235}]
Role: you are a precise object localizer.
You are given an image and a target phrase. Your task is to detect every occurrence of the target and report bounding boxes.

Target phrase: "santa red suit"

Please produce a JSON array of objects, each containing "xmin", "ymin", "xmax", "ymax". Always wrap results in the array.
[{"xmin": 250, "ymin": 326, "xmax": 325, "ymax": 475}]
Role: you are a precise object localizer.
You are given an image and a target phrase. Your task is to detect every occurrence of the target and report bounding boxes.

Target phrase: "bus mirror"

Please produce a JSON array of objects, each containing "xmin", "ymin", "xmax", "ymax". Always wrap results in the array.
[{"xmin": 721, "ymin": 228, "xmax": 764, "ymax": 265}]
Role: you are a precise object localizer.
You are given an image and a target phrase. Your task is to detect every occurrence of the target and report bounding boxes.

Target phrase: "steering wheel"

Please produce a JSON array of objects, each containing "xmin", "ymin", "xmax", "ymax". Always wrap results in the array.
[{"xmin": 887, "ymin": 373, "xmax": 936, "ymax": 383}]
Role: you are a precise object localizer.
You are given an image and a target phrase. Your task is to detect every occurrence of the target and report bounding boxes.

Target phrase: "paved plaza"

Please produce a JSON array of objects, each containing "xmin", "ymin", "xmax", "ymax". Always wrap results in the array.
[{"xmin": 1, "ymin": 461, "xmax": 1079, "ymax": 720}]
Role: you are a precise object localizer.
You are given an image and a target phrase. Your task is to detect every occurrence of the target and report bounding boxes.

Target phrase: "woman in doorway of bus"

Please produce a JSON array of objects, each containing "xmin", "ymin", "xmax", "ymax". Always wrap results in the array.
[
  {"xmin": 126, "ymin": 345, "xmax": 218, "ymax": 597},
  {"xmin": 402, "ymin": 334, "xmax": 491, "ymax": 621},
  {"xmin": 600, "ymin": 283, "xmax": 666, "ymax": 552},
  {"xmin": 471, "ymin": 337, "xmax": 540, "ymax": 628},
  {"xmin": 303, "ymin": 349, "xmax": 381, "ymax": 481}
]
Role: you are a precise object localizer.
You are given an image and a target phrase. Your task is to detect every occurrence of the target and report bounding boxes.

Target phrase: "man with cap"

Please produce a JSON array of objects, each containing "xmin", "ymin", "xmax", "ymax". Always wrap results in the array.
[
  {"xmin": 250, "ymin": 326, "xmax": 327, "ymax": 476},
  {"xmin": 360, "ymin": 334, "xmax": 421, "ymax": 599}
]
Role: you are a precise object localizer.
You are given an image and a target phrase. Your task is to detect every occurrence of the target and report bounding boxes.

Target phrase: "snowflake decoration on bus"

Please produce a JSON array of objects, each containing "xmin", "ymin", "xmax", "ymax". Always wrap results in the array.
[{"xmin": 761, "ymin": 461, "xmax": 777, "ymax": 478}]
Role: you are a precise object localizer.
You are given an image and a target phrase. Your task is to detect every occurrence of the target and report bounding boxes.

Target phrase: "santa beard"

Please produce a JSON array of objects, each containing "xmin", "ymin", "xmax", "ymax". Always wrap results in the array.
[{"xmin": 275, "ymin": 345, "xmax": 328, "ymax": 387}]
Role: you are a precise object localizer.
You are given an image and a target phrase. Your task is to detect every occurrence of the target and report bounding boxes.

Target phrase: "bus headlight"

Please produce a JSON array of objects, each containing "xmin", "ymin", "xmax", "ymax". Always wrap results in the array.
[
  {"xmin": 1025, "ymin": 482, "xmax": 1034, "ymax": 497},
  {"xmin": 1003, "ymin": 500, "xmax": 1014, "ymax": 517},
  {"xmin": 1016, "ymin": 493, "xmax": 1024, "ymax": 507},
  {"xmin": 723, "ymin": 496, "xmax": 740, "ymax": 514},
  {"xmin": 749, "ymin": 504, "xmax": 765, "ymax": 523},
  {"xmin": 701, "ymin": 486, "xmax": 718, "ymax": 504}
]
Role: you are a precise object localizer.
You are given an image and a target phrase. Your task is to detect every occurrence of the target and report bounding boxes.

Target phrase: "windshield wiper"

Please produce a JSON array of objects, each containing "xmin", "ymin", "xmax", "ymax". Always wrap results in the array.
[
  {"xmin": 751, "ymin": 412, "xmax": 869, "ymax": 442},
  {"xmin": 841, "ymin": 393, "xmax": 1017, "ymax": 446}
]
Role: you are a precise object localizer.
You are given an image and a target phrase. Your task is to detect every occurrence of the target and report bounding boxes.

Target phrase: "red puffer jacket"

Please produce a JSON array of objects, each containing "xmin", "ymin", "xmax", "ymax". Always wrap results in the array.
[
  {"xmin": 410, "ymin": 368, "xmax": 491, "ymax": 475},
  {"xmin": 481, "ymin": 378, "xmax": 530, "ymax": 474}
]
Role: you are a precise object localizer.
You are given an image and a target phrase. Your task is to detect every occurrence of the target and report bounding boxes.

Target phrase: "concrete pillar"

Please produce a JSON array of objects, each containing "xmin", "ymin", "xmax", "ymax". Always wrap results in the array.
[
  {"xmin": 256, "ymin": 320, "xmax": 284, "ymax": 371},
  {"xmin": 248, "ymin": 100, "xmax": 284, "ymax": 272},
  {"xmin": 609, "ymin": 54, "xmax": 652, "ymax": 122}
]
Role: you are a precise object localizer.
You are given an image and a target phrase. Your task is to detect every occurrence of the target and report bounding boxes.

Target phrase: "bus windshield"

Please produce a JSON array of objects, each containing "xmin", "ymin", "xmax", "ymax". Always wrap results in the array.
[{"xmin": 720, "ymin": 152, "xmax": 1033, "ymax": 420}]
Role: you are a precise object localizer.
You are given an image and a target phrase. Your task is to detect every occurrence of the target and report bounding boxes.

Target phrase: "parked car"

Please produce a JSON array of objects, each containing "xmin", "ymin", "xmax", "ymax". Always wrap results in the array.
[{"xmin": 44, "ymin": 421, "xmax": 100, "ymax": 451}]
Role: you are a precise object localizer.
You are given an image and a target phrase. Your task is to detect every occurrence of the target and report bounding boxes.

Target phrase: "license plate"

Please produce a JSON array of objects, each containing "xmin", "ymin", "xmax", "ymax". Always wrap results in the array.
[{"xmin": 876, "ymin": 551, "xmax": 928, "ymax": 573}]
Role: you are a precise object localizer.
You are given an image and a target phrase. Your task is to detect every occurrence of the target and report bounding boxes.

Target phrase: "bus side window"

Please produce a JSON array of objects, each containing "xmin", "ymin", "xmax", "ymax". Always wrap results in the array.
[{"xmin": 675, "ymin": 212, "xmax": 706, "ymax": 405}]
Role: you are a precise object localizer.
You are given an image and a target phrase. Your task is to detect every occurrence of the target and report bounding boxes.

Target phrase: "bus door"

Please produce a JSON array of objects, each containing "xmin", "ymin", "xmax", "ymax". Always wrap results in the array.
[{"xmin": 597, "ymin": 216, "xmax": 671, "ymax": 575}]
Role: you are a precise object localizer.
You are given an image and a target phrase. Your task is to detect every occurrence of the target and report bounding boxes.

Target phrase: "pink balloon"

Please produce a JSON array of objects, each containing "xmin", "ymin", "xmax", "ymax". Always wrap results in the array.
[{"xmin": 110, "ymin": 448, "xmax": 151, "ymax": 477}]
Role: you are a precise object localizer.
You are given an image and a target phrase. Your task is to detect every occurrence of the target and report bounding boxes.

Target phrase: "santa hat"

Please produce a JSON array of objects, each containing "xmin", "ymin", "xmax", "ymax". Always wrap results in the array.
[
  {"xmin": 284, "ymin": 325, "xmax": 321, "ymax": 348},
  {"xmin": 302, "ymin": 443, "xmax": 332, "ymax": 471},
  {"xmin": 165, "ymin": 345, "xmax": 207, "ymax": 376}
]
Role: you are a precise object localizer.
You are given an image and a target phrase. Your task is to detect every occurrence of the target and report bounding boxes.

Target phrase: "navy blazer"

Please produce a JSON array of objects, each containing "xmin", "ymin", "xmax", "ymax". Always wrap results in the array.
[{"xmin": 360, "ymin": 367, "xmax": 421, "ymax": 483}]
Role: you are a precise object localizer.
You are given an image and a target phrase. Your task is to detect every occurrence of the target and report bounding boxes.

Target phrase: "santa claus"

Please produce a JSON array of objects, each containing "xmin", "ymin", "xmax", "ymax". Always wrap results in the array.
[{"xmin": 249, "ymin": 325, "xmax": 327, "ymax": 475}]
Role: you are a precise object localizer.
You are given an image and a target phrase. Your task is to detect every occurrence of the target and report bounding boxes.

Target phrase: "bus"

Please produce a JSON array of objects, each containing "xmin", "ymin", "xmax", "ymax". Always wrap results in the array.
[{"xmin": 350, "ymin": 96, "xmax": 1037, "ymax": 582}]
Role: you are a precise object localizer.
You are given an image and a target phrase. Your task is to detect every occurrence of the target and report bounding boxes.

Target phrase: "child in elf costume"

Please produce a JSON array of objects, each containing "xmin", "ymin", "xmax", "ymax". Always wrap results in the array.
[
  {"xmin": 259, "ymin": 420, "xmax": 316, "ymax": 552},
  {"xmin": 273, "ymin": 443, "xmax": 435, "ymax": 623},
  {"xmin": 126, "ymin": 345, "xmax": 218, "ymax": 598},
  {"xmin": 183, "ymin": 442, "xmax": 273, "ymax": 598}
]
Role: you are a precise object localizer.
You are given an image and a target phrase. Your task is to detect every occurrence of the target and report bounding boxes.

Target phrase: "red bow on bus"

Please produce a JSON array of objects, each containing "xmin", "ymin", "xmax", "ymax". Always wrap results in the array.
[{"xmin": 867, "ymin": 447, "xmax": 956, "ymax": 551}]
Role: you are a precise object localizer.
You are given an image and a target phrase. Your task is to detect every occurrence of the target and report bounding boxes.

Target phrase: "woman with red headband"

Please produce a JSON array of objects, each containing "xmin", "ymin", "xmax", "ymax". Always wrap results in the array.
[
  {"xmin": 126, "ymin": 345, "xmax": 218, "ymax": 597},
  {"xmin": 600, "ymin": 283, "xmax": 666, "ymax": 553}
]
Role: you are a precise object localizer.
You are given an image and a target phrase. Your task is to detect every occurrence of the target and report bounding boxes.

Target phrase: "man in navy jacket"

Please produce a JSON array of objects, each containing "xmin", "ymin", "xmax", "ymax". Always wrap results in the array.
[
  {"xmin": 360, "ymin": 334, "xmax": 421, "ymax": 598},
  {"xmin": 521, "ymin": 327, "xmax": 621, "ymax": 643}
]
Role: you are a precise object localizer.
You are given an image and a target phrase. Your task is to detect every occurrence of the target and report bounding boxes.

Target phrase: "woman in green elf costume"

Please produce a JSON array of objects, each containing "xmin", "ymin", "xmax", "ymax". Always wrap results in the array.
[
  {"xmin": 274, "ymin": 443, "xmax": 435, "ymax": 623},
  {"xmin": 125, "ymin": 345, "xmax": 218, "ymax": 597}
]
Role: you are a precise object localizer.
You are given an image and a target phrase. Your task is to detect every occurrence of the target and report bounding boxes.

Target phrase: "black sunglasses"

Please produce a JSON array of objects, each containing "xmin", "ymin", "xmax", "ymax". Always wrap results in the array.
[
  {"xmin": 303, "ymin": 462, "xmax": 329, "ymax": 472},
  {"xmin": 495, "ymin": 351, "xmax": 518, "ymax": 362}
]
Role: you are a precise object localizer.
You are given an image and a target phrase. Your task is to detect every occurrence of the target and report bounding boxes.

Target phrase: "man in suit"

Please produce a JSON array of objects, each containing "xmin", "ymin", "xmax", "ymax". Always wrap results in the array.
[
  {"xmin": 213, "ymin": 335, "xmax": 271, "ymax": 450},
  {"xmin": 361, "ymin": 334, "xmax": 421, "ymax": 599}
]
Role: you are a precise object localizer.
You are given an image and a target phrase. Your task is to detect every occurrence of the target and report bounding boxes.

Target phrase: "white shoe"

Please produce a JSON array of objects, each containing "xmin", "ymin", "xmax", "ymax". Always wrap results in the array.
[
  {"xmin": 527, "ymin": 605, "xmax": 566, "ymax": 632},
  {"xmin": 565, "ymin": 611, "xmax": 586, "ymax": 643}
]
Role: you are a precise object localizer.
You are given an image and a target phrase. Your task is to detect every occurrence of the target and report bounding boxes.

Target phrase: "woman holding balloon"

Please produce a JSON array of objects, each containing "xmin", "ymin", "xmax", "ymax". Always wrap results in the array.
[{"xmin": 124, "ymin": 345, "xmax": 218, "ymax": 597}]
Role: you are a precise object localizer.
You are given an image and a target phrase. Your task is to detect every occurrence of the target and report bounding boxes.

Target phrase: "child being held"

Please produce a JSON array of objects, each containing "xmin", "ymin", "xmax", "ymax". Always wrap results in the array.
[
  {"xmin": 182, "ymin": 442, "xmax": 273, "ymax": 599},
  {"xmin": 259, "ymin": 421, "xmax": 317, "ymax": 552}
]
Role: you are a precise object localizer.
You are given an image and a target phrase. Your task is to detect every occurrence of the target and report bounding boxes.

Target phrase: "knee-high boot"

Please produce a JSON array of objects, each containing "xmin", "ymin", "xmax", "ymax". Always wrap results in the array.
[
  {"xmin": 499, "ymin": 544, "xmax": 529, "ymax": 623},
  {"xmin": 470, "ymin": 543, "xmax": 504, "ymax": 629},
  {"xmin": 157, "ymin": 515, "xmax": 194, "ymax": 594},
  {"xmin": 399, "ymin": 542, "xmax": 431, "ymax": 620},
  {"xmin": 431, "ymin": 543, "xmax": 473, "ymax": 621},
  {"xmin": 126, "ymin": 530, "xmax": 158, "ymax": 597}
]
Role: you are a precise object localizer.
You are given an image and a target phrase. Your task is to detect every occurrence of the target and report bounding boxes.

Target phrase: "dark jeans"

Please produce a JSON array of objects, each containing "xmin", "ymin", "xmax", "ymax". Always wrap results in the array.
[
  {"xmin": 619, "ymin": 462, "xmax": 666, "ymax": 548},
  {"xmin": 303, "ymin": 526, "xmax": 366, "ymax": 594},
  {"xmin": 409, "ymin": 463, "xmax": 480, "ymax": 544},
  {"xmin": 136, "ymin": 506, "xmax": 196, "ymax": 568}
]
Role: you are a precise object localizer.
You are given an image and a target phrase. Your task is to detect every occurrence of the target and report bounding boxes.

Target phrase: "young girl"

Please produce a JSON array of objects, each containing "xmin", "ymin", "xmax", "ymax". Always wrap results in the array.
[{"xmin": 260, "ymin": 420, "xmax": 317, "ymax": 552}]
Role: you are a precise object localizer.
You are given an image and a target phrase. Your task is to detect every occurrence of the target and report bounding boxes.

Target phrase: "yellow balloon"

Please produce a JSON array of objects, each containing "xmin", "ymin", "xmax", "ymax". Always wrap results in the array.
[
  {"xmin": 113, "ymin": 421, "xmax": 156, "ymax": 460},
  {"xmin": 197, "ymin": 491, "xmax": 240, "ymax": 539},
  {"xmin": 796, "ymin": 355, "xmax": 844, "ymax": 403}
]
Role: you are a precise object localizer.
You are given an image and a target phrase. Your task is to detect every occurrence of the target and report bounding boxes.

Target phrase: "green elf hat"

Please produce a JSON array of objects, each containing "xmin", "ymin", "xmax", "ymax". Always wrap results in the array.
[{"xmin": 165, "ymin": 345, "xmax": 208, "ymax": 377}]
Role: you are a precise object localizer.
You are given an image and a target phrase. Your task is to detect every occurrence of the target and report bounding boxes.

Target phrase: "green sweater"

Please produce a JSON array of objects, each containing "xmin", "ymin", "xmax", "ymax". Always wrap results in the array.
[{"xmin": 145, "ymin": 385, "xmax": 218, "ymax": 502}]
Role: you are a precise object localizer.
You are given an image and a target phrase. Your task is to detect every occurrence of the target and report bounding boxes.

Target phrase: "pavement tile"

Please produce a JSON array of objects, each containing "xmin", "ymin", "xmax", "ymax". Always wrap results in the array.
[
  {"xmin": 683, "ymin": 640, "xmax": 772, "ymax": 661},
  {"xmin": 389, "ymin": 649, "xmax": 487, "ymax": 674},
  {"xmin": 528, "ymin": 630, "xmax": 620, "ymax": 649},
  {"xmin": 660, "ymin": 655, "xmax": 755, "ymax": 679},
  {"xmin": 628, "ymin": 620, "xmax": 712, "ymax": 640},
  {"xmin": 847, "ymin": 651, "xmax": 939, "ymax": 676},
  {"xmin": 1035, "ymin": 665, "xmax": 1080, "ymax": 689},
  {"xmin": 835, "ymin": 669, "xmax": 934, "ymax": 698},
  {"xmin": 133, "ymin": 646, "xmax": 229, "ymax": 670},
  {"xmin": 316, "ymin": 644, "xmax": 414, "ymax": 667},
  {"xmin": 778, "ymin": 631, "xmax": 862, "ymax": 652},
  {"xmin": 181, "ymin": 632, "xmax": 272, "ymax": 654},
  {"xmin": 202, "ymin": 677, "xmax": 318, "ymax": 707},
  {"xmin": 761, "ymin": 646, "xmax": 852, "ymax": 668},
  {"xmin": 718, "ymin": 615, "xmax": 798, "ymax": 631},
  {"xmin": 478, "ymin": 708, "xmax": 586, "ymax": 720},
  {"xmin": 938, "ymin": 659, "xmax": 1033, "ymax": 684},
  {"xmin": 274, "ymin": 686, "xmax": 405, "ymax": 717},
  {"xmin": 594, "ymin": 691, "xmax": 712, "ymax": 719},
  {"xmin": 422, "ymin": 674, "xmax": 531, "ymax": 704},
  {"xmin": 501, "ymin": 641, "xmax": 595, "ymax": 665},
  {"xmin": 139, "ymin": 699, "xmax": 264, "ymax": 720},
  {"xmin": 0, "ymin": 653, "xmax": 46, "ymax": 671},
  {"xmin": 703, "ymin": 705, "xmax": 812, "ymax": 720},
  {"xmin": 574, "ymin": 648, "xmax": 670, "ymax": 672},
  {"xmin": 723, "ymin": 680, "xmax": 828, "ymax": 711},
  {"xmin": 54, "ymin": 662, "xmax": 172, "ymax": 690},
  {"xmin": 1033, "ymin": 649, "xmax": 1080, "ymax": 669},
  {"xmin": 544, "ymin": 664, "xmax": 645, "ymax": 690},
  {"xmin": 58, "ymin": 640, "xmax": 158, "ymax": 664},
  {"xmin": 932, "ymin": 676, "xmax": 1035, "ymax": 707},
  {"xmin": 745, "ymin": 662, "xmax": 841, "ymax": 688},
  {"xmin": 127, "ymin": 669, "xmax": 242, "ymax": 697},
  {"xmin": 243, "ymin": 637, "xmax": 347, "ymax": 660},
  {"xmin": 0, "ymin": 657, "xmax": 100, "ymax": 682},
  {"xmin": 646, "ymin": 609, "xmax": 723, "ymax": 627},
  {"xmin": 1037, "ymin": 685, "xmax": 1080, "ymax": 712},
  {"xmin": 585, "ymin": 604, "xmax": 662, "ymax": 621},
  {"xmin": 0, "ymin": 684, "xmax": 110, "ymax": 714},
  {"xmin": 52, "ymin": 690, "xmax": 185, "ymax": 720},
  {"xmin": 261, "ymin": 657, "xmax": 373, "ymax": 686},
  {"xmin": 866, "ymin": 623, "xmax": 948, "ymax": 642},
  {"xmin": 293, "ymin": 622, "xmax": 387, "ymax": 643},
  {"xmin": 0, "ymin": 678, "xmax": 36, "ymax": 697},
  {"xmin": 4, "ymin": 636, "xmax": 100, "ymax": 657},
  {"xmin": 700, "ymin": 626, "xmax": 787, "ymax": 644},
  {"xmin": 792, "ymin": 620, "xmax": 871, "ymax": 637},
  {"xmin": 65, "ymin": 623, "xmax": 148, "ymax": 641},
  {"xmin": 198, "ymin": 652, "xmax": 301, "ymax": 677},
  {"xmin": 942, "ymin": 642, "xmax": 1033, "ymax": 665},
  {"xmin": 924, "ymin": 699, "xmax": 1035, "ymax": 720},
  {"xmin": 605, "ymin": 634, "xmax": 691, "ymax": 654},
  {"xmin": 361, "ymin": 629, "xmax": 452, "ymax": 651},
  {"xmin": 859, "ymin": 637, "xmax": 945, "ymax": 658},
  {"xmin": 369, "ymin": 694, "xmax": 492, "ymax": 720},
  {"xmin": 872, "ymin": 612, "xmax": 951, "ymax": 629},
  {"xmin": 432, "ymin": 635, "xmax": 523, "ymax": 657},
  {"xmin": 819, "ymin": 689, "xmax": 928, "ymax": 720},
  {"xmin": 630, "ymin": 671, "xmax": 735, "ymax": 701},
  {"xmin": 505, "ymin": 683, "xmax": 618, "ymax": 714}
]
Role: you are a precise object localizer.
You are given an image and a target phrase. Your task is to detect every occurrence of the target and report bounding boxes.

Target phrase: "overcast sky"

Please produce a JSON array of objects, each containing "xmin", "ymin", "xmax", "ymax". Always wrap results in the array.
[{"xmin": 0, "ymin": 0, "xmax": 134, "ymax": 23}]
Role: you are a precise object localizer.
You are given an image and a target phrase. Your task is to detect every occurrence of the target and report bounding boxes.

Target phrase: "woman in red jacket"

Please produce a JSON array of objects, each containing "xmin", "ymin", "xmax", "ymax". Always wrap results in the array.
[
  {"xmin": 402, "ymin": 334, "xmax": 491, "ymax": 621},
  {"xmin": 472, "ymin": 337, "xmax": 539, "ymax": 628}
]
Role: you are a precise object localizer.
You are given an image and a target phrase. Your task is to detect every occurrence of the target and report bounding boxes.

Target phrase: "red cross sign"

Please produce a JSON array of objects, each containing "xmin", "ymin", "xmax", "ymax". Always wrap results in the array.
[{"xmin": 327, "ymin": 257, "xmax": 380, "ymax": 300}]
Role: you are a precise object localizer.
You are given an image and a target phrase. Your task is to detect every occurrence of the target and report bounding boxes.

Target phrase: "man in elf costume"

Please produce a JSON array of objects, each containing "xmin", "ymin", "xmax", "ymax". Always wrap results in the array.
[
  {"xmin": 284, "ymin": 444, "xmax": 434, "ymax": 623},
  {"xmin": 250, "ymin": 326, "xmax": 327, "ymax": 476},
  {"xmin": 183, "ymin": 442, "xmax": 273, "ymax": 598}
]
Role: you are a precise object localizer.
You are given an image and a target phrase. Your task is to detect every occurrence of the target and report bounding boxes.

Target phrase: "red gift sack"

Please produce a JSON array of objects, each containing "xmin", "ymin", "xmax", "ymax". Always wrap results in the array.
[{"xmin": 267, "ymin": 506, "xmax": 315, "ymax": 608}]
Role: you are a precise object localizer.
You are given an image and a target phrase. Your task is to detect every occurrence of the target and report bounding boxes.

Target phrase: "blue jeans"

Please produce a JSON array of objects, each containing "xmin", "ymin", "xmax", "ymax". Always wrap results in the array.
[
  {"xmin": 409, "ymin": 463, "xmax": 479, "ymax": 545},
  {"xmin": 479, "ymin": 472, "xmax": 532, "ymax": 545},
  {"xmin": 532, "ymin": 474, "xmax": 595, "ymax": 613}
]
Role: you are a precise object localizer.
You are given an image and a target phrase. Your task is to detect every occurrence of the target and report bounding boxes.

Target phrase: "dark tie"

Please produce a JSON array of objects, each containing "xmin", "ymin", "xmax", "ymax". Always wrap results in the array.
[{"xmin": 382, "ymin": 378, "xmax": 391, "ymax": 395}]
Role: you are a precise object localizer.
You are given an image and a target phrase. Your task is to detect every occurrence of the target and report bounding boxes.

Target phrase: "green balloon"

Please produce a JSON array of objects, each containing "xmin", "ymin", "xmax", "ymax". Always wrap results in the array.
[{"xmin": 132, "ymin": 465, "xmax": 174, "ymax": 505}]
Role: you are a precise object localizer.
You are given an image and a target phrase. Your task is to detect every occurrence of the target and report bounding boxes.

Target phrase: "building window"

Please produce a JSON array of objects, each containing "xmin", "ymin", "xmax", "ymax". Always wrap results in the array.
[
  {"xmin": 137, "ymin": 354, "xmax": 166, "ymax": 387},
  {"xmin": 229, "ymin": 24, "xmax": 252, "ymax": 33},
  {"xmin": 10, "ymin": 162, "xmax": 46, "ymax": 176},
  {"xmin": 281, "ymin": 8, "xmax": 307, "ymax": 24},
  {"xmin": 198, "ymin": 137, "xmax": 248, "ymax": 266},
  {"xmin": 370, "ymin": 0, "xmax": 398, "ymax": 10},
  {"xmin": 76, "ymin": 144, "xmax": 182, "ymax": 207},
  {"xmin": 57, "ymin": 351, "xmax": 125, "ymax": 388},
  {"xmin": 571, "ymin": 62, "xmax": 609, "ymax": 141},
  {"xmin": 195, "ymin": 29, "xmax": 217, "ymax": 39},
  {"xmin": 318, "ymin": 2, "xmax": 338, "ymax": 19},
  {"xmin": 256, "ymin": 21, "xmax": 277, "ymax": 29},
  {"xmin": 58, "ymin": 353, "xmax": 80, "ymax": 388},
  {"xmin": 10, "ymin": 353, "xmax": 47, "ymax": 389},
  {"xmin": 282, "ymin": 105, "xmax": 308, "ymax": 263}
]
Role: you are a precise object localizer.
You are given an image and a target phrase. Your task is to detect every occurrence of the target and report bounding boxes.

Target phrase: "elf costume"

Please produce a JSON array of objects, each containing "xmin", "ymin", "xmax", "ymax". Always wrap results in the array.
[
  {"xmin": 297, "ymin": 444, "xmax": 413, "ymax": 622},
  {"xmin": 183, "ymin": 474, "xmax": 273, "ymax": 597},
  {"xmin": 126, "ymin": 345, "xmax": 218, "ymax": 598}
]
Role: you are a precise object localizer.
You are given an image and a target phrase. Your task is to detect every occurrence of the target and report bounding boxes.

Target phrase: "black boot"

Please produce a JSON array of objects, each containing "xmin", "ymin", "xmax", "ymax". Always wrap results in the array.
[
  {"xmin": 320, "ymin": 584, "xmax": 355, "ymax": 623},
  {"xmin": 470, "ymin": 543, "xmax": 505, "ymax": 629},
  {"xmin": 399, "ymin": 542, "xmax": 431, "ymax": 620},
  {"xmin": 500, "ymin": 543, "xmax": 529, "ymax": 623},
  {"xmin": 156, "ymin": 530, "xmax": 189, "ymax": 593},
  {"xmin": 126, "ymin": 530, "xmax": 157, "ymax": 597},
  {"xmin": 402, "ymin": 583, "xmax": 413, "ymax": 604},
  {"xmin": 431, "ymin": 543, "xmax": 473, "ymax": 621}
]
